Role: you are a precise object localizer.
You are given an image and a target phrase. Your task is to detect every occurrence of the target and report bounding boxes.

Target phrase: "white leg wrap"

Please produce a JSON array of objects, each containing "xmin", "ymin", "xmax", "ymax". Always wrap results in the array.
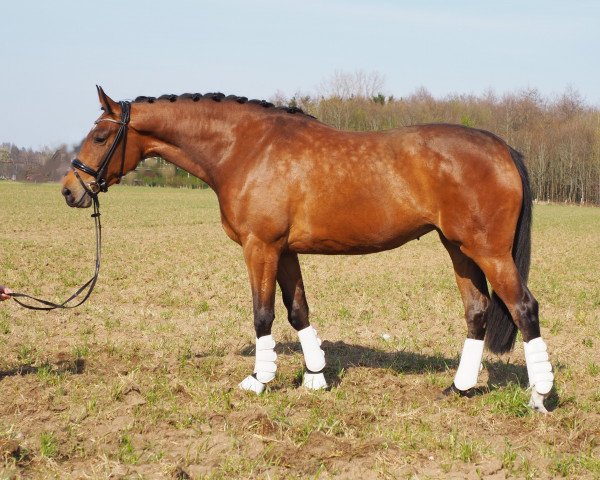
[
  {"xmin": 239, "ymin": 335, "xmax": 277, "ymax": 394},
  {"xmin": 453, "ymin": 338, "xmax": 484, "ymax": 391},
  {"xmin": 254, "ymin": 334, "xmax": 277, "ymax": 383},
  {"xmin": 524, "ymin": 337, "xmax": 553, "ymax": 395},
  {"xmin": 239, "ymin": 374, "xmax": 265, "ymax": 394},
  {"xmin": 298, "ymin": 326, "xmax": 326, "ymax": 373},
  {"xmin": 303, "ymin": 372, "xmax": 328, "ymax": 390}
]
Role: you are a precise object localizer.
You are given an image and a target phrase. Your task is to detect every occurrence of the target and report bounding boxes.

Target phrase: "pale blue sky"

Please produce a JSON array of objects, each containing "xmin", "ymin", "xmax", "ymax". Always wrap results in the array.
[{"xmin": 1, "ymin": 0, "xmax": 598, "ymax": 149}]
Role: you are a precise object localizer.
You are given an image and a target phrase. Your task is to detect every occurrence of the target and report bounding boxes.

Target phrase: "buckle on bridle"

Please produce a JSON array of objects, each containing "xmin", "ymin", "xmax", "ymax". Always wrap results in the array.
[
  {"xmin": 88, "ymin": 182, "xmax": 101, "ymax": 194},
  {"xmin": 88, "ymin": 180, "xmax": 107, "ymax": 194}
]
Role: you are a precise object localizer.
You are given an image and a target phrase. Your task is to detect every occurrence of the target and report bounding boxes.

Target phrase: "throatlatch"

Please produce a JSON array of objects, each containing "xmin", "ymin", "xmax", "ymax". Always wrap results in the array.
[
  {"xmin": 453, "ymin": 338, "xmax": 484, "ymax": 391},
  {"xmin": 298, "ymin": 326, "xmax": 327, "ymax": 389},
  {"xmin": 239, "ymin": 335, "xmax": 278, "ymax": 394}
]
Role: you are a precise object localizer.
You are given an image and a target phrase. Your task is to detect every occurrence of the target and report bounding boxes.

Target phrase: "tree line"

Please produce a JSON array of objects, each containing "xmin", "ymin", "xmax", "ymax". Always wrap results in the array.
[{"xmin": 0, "ymin": 143, "xmax": 66, "ymax": 182}]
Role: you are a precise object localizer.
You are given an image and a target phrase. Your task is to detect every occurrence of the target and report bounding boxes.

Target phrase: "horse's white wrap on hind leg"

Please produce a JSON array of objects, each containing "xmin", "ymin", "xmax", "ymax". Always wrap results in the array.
[
  {"xmin": 524, "ymin": 337, "xmax": 553, "ymax": 413},
  {"xmin": 298, "ymin": 326, "xmax": 327, "ymax": 390},
  {"xmin": 453, "ymin": 338, "xmax": 484, "ymax": 391},
  {"xmin": 524, "ymin": 337, "xmax": 553, "ymax": 395},
  {"xmin": 239, "ymin": 335, "xmax": 277, "ymax": 394}
]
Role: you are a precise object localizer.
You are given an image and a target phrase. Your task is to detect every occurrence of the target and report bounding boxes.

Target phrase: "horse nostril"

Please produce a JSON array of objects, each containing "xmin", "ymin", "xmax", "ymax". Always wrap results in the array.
[{"xmin": 62, "ymin": 187, "xmax": 71, "ymax": 197}]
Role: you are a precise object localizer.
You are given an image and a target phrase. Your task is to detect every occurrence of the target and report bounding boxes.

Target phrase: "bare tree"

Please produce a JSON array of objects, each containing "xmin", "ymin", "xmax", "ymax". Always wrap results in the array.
[{"xmin": 317, "ymin": 69, "xmax": 386, "ymax": 100}]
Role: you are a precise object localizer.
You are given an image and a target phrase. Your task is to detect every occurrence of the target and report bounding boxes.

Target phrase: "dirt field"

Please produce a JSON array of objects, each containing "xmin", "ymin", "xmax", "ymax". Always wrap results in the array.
[{"xmin": 1, "ymin": 182, "xmax": 599, "ymax": 479}]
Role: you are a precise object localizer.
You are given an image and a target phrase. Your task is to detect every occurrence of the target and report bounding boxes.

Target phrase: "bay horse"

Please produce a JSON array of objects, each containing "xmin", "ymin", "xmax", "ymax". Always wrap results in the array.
[{"xmin": 61, "ymin": 87, "xmax": 554, "ymax": 412}]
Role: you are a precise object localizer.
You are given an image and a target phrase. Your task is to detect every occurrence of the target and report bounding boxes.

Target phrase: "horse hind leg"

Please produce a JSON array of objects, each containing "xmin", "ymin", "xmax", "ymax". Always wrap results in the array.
[
  {"xmin": 468, "ymin": 251, "xmax": 554, "ymax": 412},
  {"xmin": 277, "ymin": 252, "xmax": 327, "ymax": 390},
  {"xmin": 439, "ymin": 235, "xmax": 490, "ymax": 396}
]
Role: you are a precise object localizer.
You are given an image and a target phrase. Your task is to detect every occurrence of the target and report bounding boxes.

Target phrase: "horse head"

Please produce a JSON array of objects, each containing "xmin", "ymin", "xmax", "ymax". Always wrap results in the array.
[{"xmin": 61, "ymin": 87, "xmax": 143, "ymax": 208}]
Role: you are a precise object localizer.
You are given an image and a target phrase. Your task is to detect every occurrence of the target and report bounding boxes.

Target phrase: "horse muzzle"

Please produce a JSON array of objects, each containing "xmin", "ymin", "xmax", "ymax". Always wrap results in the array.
[{"xmin": 61, "ymin": 182, "xmax": 93, "ymax": 208}]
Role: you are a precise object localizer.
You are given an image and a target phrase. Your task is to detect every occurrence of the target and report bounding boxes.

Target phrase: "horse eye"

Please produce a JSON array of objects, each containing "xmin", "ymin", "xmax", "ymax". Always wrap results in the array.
[{"xmin": 94, "ymin": 135, "xmax": 107, "ymax": 144}]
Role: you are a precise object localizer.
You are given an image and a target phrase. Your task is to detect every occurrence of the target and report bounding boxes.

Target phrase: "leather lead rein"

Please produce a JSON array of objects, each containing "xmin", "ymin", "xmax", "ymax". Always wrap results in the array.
[
  {"xmin": 11, "ymin": 102, "xmax": 131, "ymax": 311},
  {"xmin": 11, "ymin": 195, "xmax": 102, "ymax": 311}
]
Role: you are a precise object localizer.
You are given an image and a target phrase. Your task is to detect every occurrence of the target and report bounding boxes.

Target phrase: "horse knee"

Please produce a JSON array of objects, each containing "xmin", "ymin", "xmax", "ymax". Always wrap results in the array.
[
  {"xmin": 288, "ymin": 303, "xmax": 309, "ymax": 331},
  {"xmin": 254, "ymin": 307, "xmax": 275, "ymax": 338}
]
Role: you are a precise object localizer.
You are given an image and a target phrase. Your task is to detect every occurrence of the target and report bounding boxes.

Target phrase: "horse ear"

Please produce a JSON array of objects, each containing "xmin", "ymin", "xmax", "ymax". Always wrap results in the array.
[{"xmin": 96, "ymin": 85, "xmax": 118, "ymax": 115}]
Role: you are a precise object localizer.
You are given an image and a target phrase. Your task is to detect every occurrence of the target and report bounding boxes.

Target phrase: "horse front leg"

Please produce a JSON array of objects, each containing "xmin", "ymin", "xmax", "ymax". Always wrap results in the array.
[
  {"xmin": 277, "ymin": 252, "xmax": 327, "ymax": 390},
  {"xmin": 238, "ymin": 236, "xmax": 281, "ymax": 394}
]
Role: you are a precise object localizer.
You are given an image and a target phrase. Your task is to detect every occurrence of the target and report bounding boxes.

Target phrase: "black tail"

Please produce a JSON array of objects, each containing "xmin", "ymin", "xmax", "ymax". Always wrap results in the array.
[{"xmin": 484, "ymin": 148, "xmax": 532, "ymax": 354}]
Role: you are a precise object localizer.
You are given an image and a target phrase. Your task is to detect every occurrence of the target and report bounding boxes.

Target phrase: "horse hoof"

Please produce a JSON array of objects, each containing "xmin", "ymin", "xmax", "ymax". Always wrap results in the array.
[
  {"xmin": 439, "ymin": 383, "xmax": 476, "ymax": 399},
  {"xmin": 528, "ymin": 389, "xmax": 549, "ymax": 414},
  {"xmin": 303, "ymin": 372, "xmax": 327, "ymax": 390},
  {"xmin": 239, "ymin": 375, "xmax": 265, "ymax": 394}
]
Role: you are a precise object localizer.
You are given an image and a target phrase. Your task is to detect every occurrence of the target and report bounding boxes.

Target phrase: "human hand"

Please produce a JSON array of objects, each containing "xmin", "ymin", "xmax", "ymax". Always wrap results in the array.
[{"xmin": 0, "ymin": 286, "xmax": 12, "ymax": 301}]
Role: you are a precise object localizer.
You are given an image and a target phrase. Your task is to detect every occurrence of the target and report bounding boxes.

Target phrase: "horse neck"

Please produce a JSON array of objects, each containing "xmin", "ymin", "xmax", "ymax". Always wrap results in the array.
[{"xmin": 133, "ymin": 100, "xmax": 252, "ymax": 191}]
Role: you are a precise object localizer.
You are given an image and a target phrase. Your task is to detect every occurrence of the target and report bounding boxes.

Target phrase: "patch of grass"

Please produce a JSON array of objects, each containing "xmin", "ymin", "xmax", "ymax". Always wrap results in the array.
[
  {"xmin": 35, "ymin": 363, "xmax": 63, "ymax": 386},
  {"xmin": 457, "ymin": 439, "xmax": 477, "ymax": 463},
  {"xmin": 39, "ymin": 432, "xmax": 59, "ymax": 458},
  {"xmin": 104, "ymin": 317, "xmax": 121, "ymax": 329},
  {"xmin": 483, "ymin": 382, "xmax": 531, "ymax": 417},
  {"xmin": 502, "ymin": 441, "xmax": 517, "ymax": 472},
  {"xmin": 118, "ymin": 434, "xmax": 139, "ymax": 464},
  {"xmin": 547, "ymin": 451, "xmax": 600, "ymax": 479},
  {"xmin": 111, "ymin": 382, "xmax": 125, "ymax": 402},
  {"xmin": 551, "ymin": 456, "xmax": 575, "ymax": 477},
  {"xmin": 86, "ymin": 397, "xmax": 99, "ymax": 416},
  {"xmin": 294, "ymin": 409, "xmax": 350, "ymax": 445},
  {"xmin": 145, "ymin": 376, "xmax": 176, "ymax": 412},
  {"xmin": 178, "ymin": 341, "xmax": 193, "ymax": 368},
  {"xmin": 195, "ymin": 300, "xmax": 210, "ymax": 315},
  {"xmin": 17, "ymin": 344, "xmax": 35, "ymax": 365},
  {"xmin": 520, "ymin": 458, "xmax": 539, "ymax": 480},
  {"xmin": 447, "ymin": 428, "xmax": 480, "ymax": 464},
  {"xmin": 72, "ymin": 344, "xmax": 90, "ymax": 359},
  {"xmin": 338, "ymin": 306, "xmax": 352, "ymax": 321},
  {"xmin": 0, "ymin": 311, "xmax": 10, "ymax": 334}
]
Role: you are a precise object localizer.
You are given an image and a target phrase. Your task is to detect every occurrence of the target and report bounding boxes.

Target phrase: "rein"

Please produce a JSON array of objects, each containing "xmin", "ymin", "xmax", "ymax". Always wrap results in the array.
[
  {"xmin": 11, "ymin": 196, "xmax": 102, "ymax": 311},
  {"xmin": 11, "ymin": 101, "xmax": 131, "ymax": 311}
]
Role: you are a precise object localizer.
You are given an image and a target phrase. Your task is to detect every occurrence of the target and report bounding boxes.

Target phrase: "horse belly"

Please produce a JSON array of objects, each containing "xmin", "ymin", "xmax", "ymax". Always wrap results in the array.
[{"xmin": 287, "ymin": 199, "xmax": 431, "ymax": 254}]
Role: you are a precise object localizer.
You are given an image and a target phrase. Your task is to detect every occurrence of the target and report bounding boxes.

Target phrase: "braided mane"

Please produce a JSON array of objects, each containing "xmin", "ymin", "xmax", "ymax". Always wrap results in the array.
[{"xmin": 132, "ymin": 92, "xmax": 312, "ymax": 118}]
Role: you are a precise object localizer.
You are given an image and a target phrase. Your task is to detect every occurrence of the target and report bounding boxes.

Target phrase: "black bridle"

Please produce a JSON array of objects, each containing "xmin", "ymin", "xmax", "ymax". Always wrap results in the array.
[
  {"xmin": 11, "ymin": 101, "xmax": 131, "ymax": 311},
  {"xmin": 71, "ymin": 101, "xmax": 131, "ymax": 195}
]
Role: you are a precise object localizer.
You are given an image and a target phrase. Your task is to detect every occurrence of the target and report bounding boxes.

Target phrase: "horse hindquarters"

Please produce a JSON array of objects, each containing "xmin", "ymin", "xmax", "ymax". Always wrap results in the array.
[{"xmin": 442, "ymin": 147, "xmax": 553, "ymax": 411}]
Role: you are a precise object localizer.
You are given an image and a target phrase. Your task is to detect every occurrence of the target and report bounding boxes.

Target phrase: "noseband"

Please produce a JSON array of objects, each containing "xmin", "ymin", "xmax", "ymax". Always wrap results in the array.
[{"xmin": 71, "ymin": 100, "xmax": 131, "ymax": 195}]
